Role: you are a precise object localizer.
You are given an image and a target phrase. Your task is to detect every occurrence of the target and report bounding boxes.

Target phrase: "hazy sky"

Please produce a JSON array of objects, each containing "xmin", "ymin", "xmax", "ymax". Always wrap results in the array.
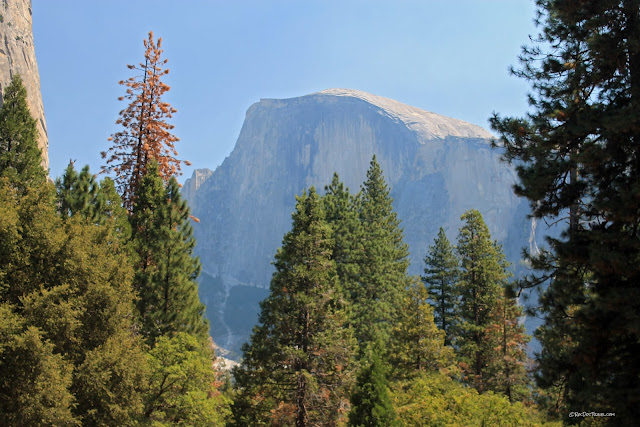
[{"xmin": 33, "ymin": 0, "xmax": 538, "ymax": 181}]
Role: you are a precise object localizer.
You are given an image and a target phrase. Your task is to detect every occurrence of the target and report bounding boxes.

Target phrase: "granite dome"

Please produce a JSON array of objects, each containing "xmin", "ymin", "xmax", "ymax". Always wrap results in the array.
[{"xmin": 184, "ymin": 89, "xmax": 546, "ymax": 358}]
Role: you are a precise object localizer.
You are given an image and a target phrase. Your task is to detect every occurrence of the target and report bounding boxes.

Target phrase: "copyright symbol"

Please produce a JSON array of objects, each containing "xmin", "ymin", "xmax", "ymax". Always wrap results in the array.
[{"xmin": 569, "ymin": 412, "xmax": 575, "ymax": 418}]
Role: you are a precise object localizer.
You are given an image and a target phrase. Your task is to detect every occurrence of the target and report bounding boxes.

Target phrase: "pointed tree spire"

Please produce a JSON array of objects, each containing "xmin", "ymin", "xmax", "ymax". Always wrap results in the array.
[
  {"xmin": 101, "ymin": 31, "xmax": 188, "ymax": 211},
  {"xmin": 0, "ymin": 74, "xmax": 46, "ymax": 188},
  {"xmin": 352, "ymin": 155, "xmax": 410, "ymax": 350},
  {"xmin": 422, "ymin": 227, "xmax": 460, "ymax": 346},
  {"xmin": 455, "ymin": 209, "xmax": 510, "ymax": 394},
  {"xmin": 233, "ymin": 187, "xmax": 357, "ymax": 426}
]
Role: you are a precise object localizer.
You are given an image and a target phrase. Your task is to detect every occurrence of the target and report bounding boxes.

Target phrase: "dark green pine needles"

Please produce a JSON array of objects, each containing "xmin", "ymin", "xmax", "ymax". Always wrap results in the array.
[
  {"xmin": 232, "ymin": 187, "xmax": 357, "ymax": 427},
  {"xmin": 351, "ymin": 156, "xmax": 410, "ymax": 352},
  {"xmin": 0, "ymin": 74, "xmax": 46, "ymax": 188},
  {"xmin": 422, "ymin": 227, "xmax": 459, "ymax": 347},
  {"xmin": 130, "ymin": 160, "xmax": 208, "ymax": 346},
  {"xmin": 491, "ymin": 0, "xmax": 640, "ymax": 420}
]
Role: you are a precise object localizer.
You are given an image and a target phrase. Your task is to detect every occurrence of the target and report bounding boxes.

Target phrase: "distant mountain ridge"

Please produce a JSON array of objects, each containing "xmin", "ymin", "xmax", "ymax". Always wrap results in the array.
[{"xmin": 184, "ymin": 89, "xmax": 548, "ymax": 358}]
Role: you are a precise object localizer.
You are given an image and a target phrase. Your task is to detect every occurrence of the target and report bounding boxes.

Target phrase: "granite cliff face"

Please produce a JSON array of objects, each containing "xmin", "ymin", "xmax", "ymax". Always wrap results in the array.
[
  {"xmin": 186, "ymin": 89, "xmax": 547, "ymax": 357},
  {"xmin": 182, "ymin": 168, "xmax": 214, "ymax": 208},
  {"xmin": 0, "ymin": 0, "xmax": 48, "ymax": 169}
]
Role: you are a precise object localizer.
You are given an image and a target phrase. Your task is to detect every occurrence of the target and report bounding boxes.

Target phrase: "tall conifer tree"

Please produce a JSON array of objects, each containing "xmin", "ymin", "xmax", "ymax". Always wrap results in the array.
[
  {"xmin": 233, "ymin": 188, "xmax": 357, "ymax": 427},
  {"xmin": 490, "ymin": 0, "xmax": 640, "ymax": 419},
  {"xmin": 0, "ymin": 74, "xmax": 46, "ymax": 188},
  {"xmin": 353, "ymin": 156, "xmax": 410, "ymax": 350},
  {"xmin": 56, "ymin": 163, "xmax": 106, "ymax": 223},
  {"xmin": 484, "ymin": 288, "xmax": 530, "ymax": 404},
  {"xmin": 101, "ymin": 31, "xmax": 188, "ymax": 211},
  {"xmin": 323, "ymin": 173, "xmax": 363, "ymax": 317},
  {"xmin": 455, "ymin": 209, "xmax": 511, "ymax": 394},
  {"xmin": 423, "ymin": 227, "xmax": 460, "ymax": 346},
  {"xmin": 130, "ymin": 161, "xmax": 208, "ymax": 346}
]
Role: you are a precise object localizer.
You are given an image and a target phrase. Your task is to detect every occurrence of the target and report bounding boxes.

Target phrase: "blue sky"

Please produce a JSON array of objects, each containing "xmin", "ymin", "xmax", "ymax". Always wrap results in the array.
[{"xmin": 33, "ymin": 0, "xmax": 538, "ymax": 182}]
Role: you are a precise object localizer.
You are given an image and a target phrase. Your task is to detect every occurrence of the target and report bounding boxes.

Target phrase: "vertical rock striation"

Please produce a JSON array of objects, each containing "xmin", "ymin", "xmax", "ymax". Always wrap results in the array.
[{"xmin": 0, "ymin": 0, "xmax": 48, "ymax": 169}]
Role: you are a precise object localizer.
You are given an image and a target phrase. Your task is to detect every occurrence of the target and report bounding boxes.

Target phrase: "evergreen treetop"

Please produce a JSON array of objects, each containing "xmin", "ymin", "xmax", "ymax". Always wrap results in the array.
[
  {"xmin": 455, "ymin": 209, "xmax": 512, "ymax": 394},
  {"xmin": 389, "ymin": 277, "xmax": 455, "ymax": 379},
  {"xmin": 233, "ymin": 187, "xmax": 357, "ymax": 426},
  {"xmin": 0, "ymin": 74, "xmax": 46, "ymax": 188},
  {"xmin": 423, "ymin": 226, "xmax": 460, "ymax": 347},
  {"xmin": 352, "ymin": 155, "xmax": 410, "ymax": 350},
  {"xmin": 483, "ymin": 287, "xmax": 531, "ymax": 404},
  {"xmin": 56, "ymin": 162, "xmax": 106, "ymax": 223},
  {"xmin": 348, "ymin": 348, "xmax": 399, "ymax": 427}
]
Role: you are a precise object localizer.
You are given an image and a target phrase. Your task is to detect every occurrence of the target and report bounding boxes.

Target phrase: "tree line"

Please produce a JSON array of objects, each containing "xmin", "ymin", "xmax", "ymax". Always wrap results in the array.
[
  {"xmin": 230, "ymin": 158, "xmax": 555, "ymax": 426},
  {"xmin": 0, "ymin": 32, "xmax": 229, "ymax": 425}
]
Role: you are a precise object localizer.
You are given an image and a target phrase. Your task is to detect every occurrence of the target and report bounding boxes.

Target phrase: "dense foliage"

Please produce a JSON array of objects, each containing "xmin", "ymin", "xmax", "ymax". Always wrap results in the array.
[
  {"xmin": 0, "ymin": 54, "xmax": 227, "ymax": 426},
  {"xmin": 232, "ymin": 160, "xmax": 553, "ymax": 426},
  {"xmin": 130, "ymin": 161, "xmax": 209, "ymax": 346},
  {"xmin": 350, "ymin": 156, "xmax": 410, "ymax": 352},
  {"xmin": 233, "ymin": 188, "xmax": 357, "ymax": 426},
  {"xmin": 392, "ymin": 373, "xmax": 560, "ymax": 427},
  {"xmin": 348, "ymin": 350, "xmax": 399, "ymax": 427},
  {"xmin": 455, "ymin": 210, "xmax": 528, "ymax": 396},
  {"xmin": 6, "ymin": 6, "xmax": 623, "ymax": 420},
  {"xmin": 0, "ymin": 74, "xmax": 46, "ymax": 189},
  {"xmin": 491, "ymin": 0, "xmax": 640, "ymax": 422}
]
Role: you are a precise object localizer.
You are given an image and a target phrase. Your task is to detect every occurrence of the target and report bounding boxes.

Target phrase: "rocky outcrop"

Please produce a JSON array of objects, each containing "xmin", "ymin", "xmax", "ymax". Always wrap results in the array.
[
  {"xmin": 183, "ymin": 168, "xmax": 214, "ymax": 208},
  {"xmin": 0, "ymin": 0, "xmax": 48, "ymax": 169},
  {"xmin": 187, "ymin": 89, "xmax": 550, "ymax": 356}
]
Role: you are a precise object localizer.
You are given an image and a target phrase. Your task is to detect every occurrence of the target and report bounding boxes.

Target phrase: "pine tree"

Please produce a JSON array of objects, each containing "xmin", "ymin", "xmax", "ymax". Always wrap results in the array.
[
  {"xmin": 484, "ymin": 288, "xmax": 531, "ymax": 404},
  {"xmin": 232, "ymin": 188, "xmax": 357, "ymax": 427},
  {"xmin": 353, "ymin": 155, "xmax": 410, "ymax": 350},
  {"xmin": 56, "ymin": 163, "xmax": 132, "ymax": 251},
  {"xmin": 0, "ymin": 74, "xmax": 46, "ymax": 188},
  {"xmin": 101, "ymin": 31, "xmax": 188, "ymax": 211},
  {"xmin": 422, "ymin": 227, "xmax": 460, "ymax": 346},
  {"xmin": 455, "ymin": 209, "xmax": 511, "ymax": 394},
  {"xmin": 348, "ymin": 349, "xmax": 399, "ymax": 427},
  {"xmin": 490, "ymin": 0, "xmax": 640, "ymax": 419},
  {"xmin": 323, "ymin": 173, "xmax": 363, "ymax": 319},
  {"xmin": 389, "ymin": 277, "xmax": 454, "ymax": 379},
  {"xmin": 56, "ymin": 162, "xmax": 106, "ymax": 222},
  {"xmin": 130, "ymin": 161, "xmax": 208, "ymax": 346},
  {"xmin": 97, "ymin": 176, "xmax": 133, "ymax": 245}
]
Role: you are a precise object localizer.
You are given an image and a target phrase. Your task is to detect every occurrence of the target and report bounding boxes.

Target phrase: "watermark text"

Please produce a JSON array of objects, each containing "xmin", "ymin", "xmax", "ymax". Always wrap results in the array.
[{"xmin": 569, "ymin": 411, "xmax": 615, "ymax": 418}]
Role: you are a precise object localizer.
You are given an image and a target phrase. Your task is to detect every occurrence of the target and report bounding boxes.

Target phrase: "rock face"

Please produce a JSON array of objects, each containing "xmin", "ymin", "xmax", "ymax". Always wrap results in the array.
[
  {"xmin": 183, "ymin": 168, "xmax": 214, "ymax": 208},
  {"xmin": 0, "ymin": 0, "xmax": 48, "ymax": 169},
  {"xmin": 186, "ymin": 89, "xmax": 548, "ymax": 357}
]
